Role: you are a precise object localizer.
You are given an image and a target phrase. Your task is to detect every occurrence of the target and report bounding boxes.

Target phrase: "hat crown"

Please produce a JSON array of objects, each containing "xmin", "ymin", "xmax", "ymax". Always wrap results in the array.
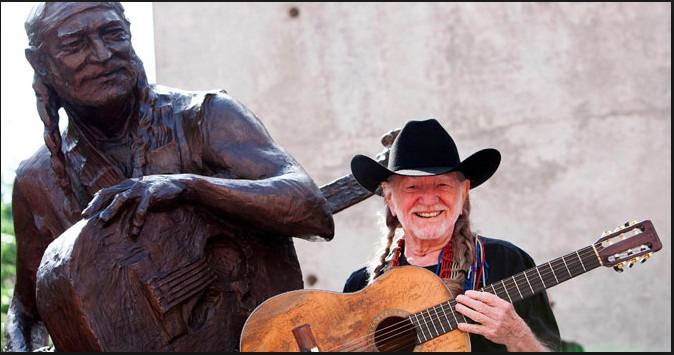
[
  {"xmin": 388, "ymin": 119, "xmax": 460, "ymax": 172},
  {"xmin": 349, "ymin": 118, "xmax": 500, "ymax": 193}
]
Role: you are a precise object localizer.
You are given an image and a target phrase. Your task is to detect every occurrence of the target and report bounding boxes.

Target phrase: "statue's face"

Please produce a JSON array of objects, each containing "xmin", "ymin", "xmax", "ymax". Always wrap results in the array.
[{"xmin": 40, "ymin": 7, "xmax": 138, "ymax": 107}]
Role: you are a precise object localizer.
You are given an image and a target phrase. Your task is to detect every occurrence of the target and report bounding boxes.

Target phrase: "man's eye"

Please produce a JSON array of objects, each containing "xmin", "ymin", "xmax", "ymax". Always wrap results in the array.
[
  {"xmin": 60, "ymin": 39, "xmax": 84, "ymax": 51},
  {"xmin": 103, "ymin": 28, "xmax": 129, "ymax": 41}
]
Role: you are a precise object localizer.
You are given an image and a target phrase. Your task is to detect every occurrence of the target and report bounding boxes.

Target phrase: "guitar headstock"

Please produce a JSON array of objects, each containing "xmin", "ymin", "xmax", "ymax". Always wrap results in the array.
[
  {"xmin": 374, "ymin": 128, "xmax": 401, "ymax": 165},
  {"xmin": 594, "ymin": 220, "xmax": 662, "ymax": 272}
]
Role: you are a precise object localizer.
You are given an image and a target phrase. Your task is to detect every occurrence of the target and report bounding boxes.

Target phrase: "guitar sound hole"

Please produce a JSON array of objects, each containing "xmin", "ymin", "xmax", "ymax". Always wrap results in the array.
[{"xmin": 374, "ymin": 316, "xmax": 417, "ymax": 352}]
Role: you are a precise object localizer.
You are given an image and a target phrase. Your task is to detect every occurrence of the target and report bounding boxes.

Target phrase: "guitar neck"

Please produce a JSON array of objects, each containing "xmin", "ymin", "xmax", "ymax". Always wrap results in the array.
[
  {"xmin": 409, "ymin": 244, "xmax": 602, "ymax": 344},
  {"xmin": 320, "ymin": 174, "xmax": 374, "ymax": 214}
]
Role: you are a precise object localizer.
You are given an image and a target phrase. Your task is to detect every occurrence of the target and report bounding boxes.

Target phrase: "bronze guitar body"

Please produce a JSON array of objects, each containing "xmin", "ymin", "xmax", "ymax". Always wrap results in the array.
[
  {"xmin": 36, "ymin": 205, "xmax": 305, "ymax": 351},
  {"xmin": 240, "ymin": 266, "xmax": 470, "ymax": 352}
]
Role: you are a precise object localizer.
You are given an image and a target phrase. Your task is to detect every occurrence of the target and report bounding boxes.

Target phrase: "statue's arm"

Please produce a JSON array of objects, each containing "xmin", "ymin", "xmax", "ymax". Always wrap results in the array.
[
  {"xmin": 82, "ymin": 92, "xmax": 335, "ymax": 241},
  {"xmin": 192, "ymin": 92, "xmax": 335, "ymax": 241},
  {"xmin": 3, "ymin": 179, "xmax": 51, "ymax": 351}
]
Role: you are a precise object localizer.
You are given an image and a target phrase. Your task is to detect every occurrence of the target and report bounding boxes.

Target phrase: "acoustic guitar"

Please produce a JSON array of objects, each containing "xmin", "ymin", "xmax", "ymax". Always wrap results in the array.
[{"xmin": 239, "ymin": 220, "xmax": 662, "ymax": 352}]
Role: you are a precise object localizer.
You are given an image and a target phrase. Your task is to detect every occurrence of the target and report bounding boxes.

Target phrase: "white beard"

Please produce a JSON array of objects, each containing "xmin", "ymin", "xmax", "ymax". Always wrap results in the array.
[{"xmin": 399, "ymin": 214, "xmax": 454, "ymax": 241}]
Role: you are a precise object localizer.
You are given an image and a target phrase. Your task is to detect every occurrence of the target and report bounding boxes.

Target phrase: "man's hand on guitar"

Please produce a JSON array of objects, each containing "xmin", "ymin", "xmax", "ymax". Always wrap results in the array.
[
  {"xmin": 455, "ymin": 290, "xmax": 552, "ymax": 352},
  {"xmin": 82, "ymin": 175, "xmax": 187, "ymax": 238}
]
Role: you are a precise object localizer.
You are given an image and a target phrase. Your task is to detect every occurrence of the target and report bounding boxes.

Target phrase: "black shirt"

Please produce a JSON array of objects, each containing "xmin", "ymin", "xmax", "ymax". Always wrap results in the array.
[{"xmin": 343, "ymin": 236, "xmax": 561, "ymax": 352}]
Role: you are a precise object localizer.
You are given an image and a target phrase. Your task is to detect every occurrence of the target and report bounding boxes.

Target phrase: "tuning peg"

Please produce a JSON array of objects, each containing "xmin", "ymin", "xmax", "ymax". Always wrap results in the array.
[
  {"xmin": 639, "ymin": 253, "xmax": 652, "ymax": 263},
  {"xmin": 613, "ymin": 262, "xmax": 625, "ymax": 272},
  {"xmin": 627, "ymin": 260, "xmax": 635, "ymax": 268}
]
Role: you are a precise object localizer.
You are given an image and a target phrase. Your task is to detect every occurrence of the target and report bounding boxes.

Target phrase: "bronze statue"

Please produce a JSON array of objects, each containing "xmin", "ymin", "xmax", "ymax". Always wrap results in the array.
[{"xmin": 3, "ymin": 2, "xmax": 336, "ymax": 351}]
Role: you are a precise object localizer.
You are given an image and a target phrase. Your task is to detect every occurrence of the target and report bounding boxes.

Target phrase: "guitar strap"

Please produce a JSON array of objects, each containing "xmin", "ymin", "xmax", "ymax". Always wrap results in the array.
[{"xmin": 464, "ymin": 235, "xmax": 488, "ymax": 291}]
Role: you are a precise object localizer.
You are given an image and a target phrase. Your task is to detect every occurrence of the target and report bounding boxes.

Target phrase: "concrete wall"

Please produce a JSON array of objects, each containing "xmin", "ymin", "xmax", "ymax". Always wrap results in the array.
[{"xmin": 151, "ymin": 3, "xmax": 671, "ymax": 352}]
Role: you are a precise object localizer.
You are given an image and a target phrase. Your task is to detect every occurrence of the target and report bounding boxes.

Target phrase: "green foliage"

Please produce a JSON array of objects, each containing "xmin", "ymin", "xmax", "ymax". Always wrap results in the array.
[
  {"xmin": 1, "ymin": 200, "xmax": 13, "ymax": 235},
  {"xmin": 1, "ymin": 200, "xmax": 16, "ymax": 349}
]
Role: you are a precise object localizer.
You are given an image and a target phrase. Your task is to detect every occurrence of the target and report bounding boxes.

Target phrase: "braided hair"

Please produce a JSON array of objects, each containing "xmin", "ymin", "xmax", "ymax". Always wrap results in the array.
[{"xmin": 24, "ymin": 2, "xmax": 151, "ymax": 221}]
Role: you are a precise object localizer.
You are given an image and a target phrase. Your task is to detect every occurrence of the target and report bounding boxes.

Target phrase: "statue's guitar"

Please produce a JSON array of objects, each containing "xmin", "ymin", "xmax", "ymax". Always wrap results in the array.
[
  {"xmin": 240, "ymin": 220, "xmax": 662, "ymax": 352},
  {"xmin": 35, "ymin": 129, "xmax": 401, "ymax": 352}
]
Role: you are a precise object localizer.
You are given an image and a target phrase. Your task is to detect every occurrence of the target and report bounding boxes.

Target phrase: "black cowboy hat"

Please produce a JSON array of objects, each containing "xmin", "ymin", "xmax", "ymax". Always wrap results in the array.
[{"xmin": 351, "ymin": 118, "xmax": 501, "ymax": 193}]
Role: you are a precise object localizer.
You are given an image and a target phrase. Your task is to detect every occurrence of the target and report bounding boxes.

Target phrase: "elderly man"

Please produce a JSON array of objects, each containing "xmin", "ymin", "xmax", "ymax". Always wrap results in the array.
[
  {"xmin": 344, "ymin": 118, "xmax": 561, "ymax": 351},
  {"xmin": 4, "ymin": 2, "xmax": 334, "ymax": 351}
]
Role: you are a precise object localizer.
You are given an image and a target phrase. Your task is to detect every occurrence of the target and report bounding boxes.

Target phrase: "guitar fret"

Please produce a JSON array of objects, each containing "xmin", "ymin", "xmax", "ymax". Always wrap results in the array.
[
  {"xmin": 584, "ymin": 245, "xmax": 602, "ymax": 269},
  {"xmin": 566, "ymin": 255, "xmax": 579, "ymax": 278},
  {"xmin": 542, "ymin": 262, "xmax": 558, "ymax": 287},
  {"xmin": 535, "ymin": 266, "xmax": 547, "ymax": 289},
  {"xmin": 561, "ymin": 257, "xmax": 572, "ymax": 278},
  {"xmin": 575, "ymin": 250, "xmax": 587, "ymax": 272},
  {"xmin": 513, "ymin": 274, "xmax": 526, "ymax": 299},
  {"xmin": 441, "ymin": 304, "xmax": 454, "ymax": 332},
  {"xmin": 512, "ymin": 276, "xmax": 523, "ymax": 299},
  {"xmin": 554, "ymin": 258, "xmax": 572, "ymax": 282},
  {"xmin": 447, "ymin": 302, "xmax": 460, "ymax": 329},
  {"xmin": 412, "ymin": 313, "xmax": 426, "ymax": 343},
  {"xmin": 522, "ymin": 271, "xmax": 535, "ymax": 295},
  {"xmin": 421, "ymin": 310, "xmax": 432, "ymax": 341},
  {"xmin": 500, "ymin": 280, "xmax": 513, "ymax": 302},
  {"xmin": 428, "ymin": 308, "xmax": 439, "ymax": 338},
  {"xmin": 514, "ymin": 274, "xmax": 532, "ymax": 299},
  {"xmin": 435, "ymin": 305, "xmax": 448, "ymax": 334},
  {"xmin": 547, "ymin": 261, "xmax": 560, "ymax": 284},
  {"xmin": 489, "ymin": 283, "xmax": 506, "ymax": 303},
  {"xmin": 526, "ymin": 268, "xmax": 544, "ymax": 292}
]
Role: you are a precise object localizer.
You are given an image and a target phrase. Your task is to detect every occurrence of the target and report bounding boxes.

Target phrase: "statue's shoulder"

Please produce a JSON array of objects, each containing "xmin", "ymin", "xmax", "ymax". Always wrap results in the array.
[
  {"xmin": 14, "ymin": 146, "xmax": 54, "ymax": 192},
  {"xmin": 150, "ymin": 84, "xmax": 233, "ymax": 107},
  {"xmin": 15, "ymin": 146, "xmax": 51, "ymax": 179},
  {"xmin": 147, "ymin": 84, "xmax": 246, "ymax": 125}
]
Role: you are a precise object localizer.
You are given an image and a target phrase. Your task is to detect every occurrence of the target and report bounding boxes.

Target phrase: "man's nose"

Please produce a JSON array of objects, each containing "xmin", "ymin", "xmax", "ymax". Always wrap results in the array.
[
  {"xmin": 418, "ymin": 187, "xmax": 440, "ymax": 204},
  {"xmin": 88, "ymin": 36, "xmax": 112, "ymax": 62}
]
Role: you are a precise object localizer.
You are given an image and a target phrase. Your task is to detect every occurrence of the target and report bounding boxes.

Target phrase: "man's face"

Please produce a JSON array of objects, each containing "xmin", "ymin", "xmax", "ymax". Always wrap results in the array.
[
  {"xmin": 383, "ymin": 172, "xmax": 470, "ymax": 241},
  {"xmin": 40, "ymin": 7, "xmax": 137, "ymax": 107}
]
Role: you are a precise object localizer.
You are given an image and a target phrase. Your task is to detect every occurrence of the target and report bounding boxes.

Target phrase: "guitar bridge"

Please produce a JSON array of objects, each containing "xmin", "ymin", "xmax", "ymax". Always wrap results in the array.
[{"xmin": 292, "ymin": 324, "xmax": 320, "ymax": 352}]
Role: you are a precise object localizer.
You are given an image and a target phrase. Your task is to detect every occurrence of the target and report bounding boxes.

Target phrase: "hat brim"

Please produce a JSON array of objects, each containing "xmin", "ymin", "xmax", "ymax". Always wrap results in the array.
[{"xmin": 351, "ymin": 148, "xmax": 501, "ymax": 194}]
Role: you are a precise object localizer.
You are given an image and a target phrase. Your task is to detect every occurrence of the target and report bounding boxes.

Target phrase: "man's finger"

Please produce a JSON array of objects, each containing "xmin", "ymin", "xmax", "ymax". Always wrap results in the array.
[
  {"xmin": 455, "ymin": 302, "xmax": 487, "ymax": 325},
  {"xmin": 464, "ymin": 290, "xmax": 504, "ymax": 306}
]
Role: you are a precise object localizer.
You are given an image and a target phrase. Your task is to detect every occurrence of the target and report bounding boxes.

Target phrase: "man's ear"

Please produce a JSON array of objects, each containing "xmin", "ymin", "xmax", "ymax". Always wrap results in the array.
[
  {"xmin": 25, "ymin": 47, "xmax": 48, "ymax": 77},
  {"xmin": 382, "ymin": 182, "xmax": 396, "ymax": 216}
]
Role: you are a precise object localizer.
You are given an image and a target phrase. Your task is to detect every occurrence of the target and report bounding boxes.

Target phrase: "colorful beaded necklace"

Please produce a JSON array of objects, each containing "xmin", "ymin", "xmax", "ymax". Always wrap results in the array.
[{"xmin": 387, "ymin": 235, "xmax": 488, "ymax": 291}]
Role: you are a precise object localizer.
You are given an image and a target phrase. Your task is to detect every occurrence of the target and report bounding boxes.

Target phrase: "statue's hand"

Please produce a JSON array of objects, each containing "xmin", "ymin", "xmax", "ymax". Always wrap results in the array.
[{"xmin": 82, "ymin": 175, "xmax": 186, "ymax": 238}]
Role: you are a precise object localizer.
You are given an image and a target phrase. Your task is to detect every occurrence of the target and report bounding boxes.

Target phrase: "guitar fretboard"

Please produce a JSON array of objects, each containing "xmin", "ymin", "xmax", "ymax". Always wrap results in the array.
[
  {"xmin": 408, "ymin": 244, "xmax": 602, "ymax": 344},
  {"xmin": 319, "ymin": 174, "xmax": 373, "ymax": 214}
]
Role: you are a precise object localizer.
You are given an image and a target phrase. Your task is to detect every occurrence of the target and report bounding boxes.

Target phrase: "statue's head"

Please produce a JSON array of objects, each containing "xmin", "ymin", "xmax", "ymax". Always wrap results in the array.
[
  {"xmin": 24, "ymin": 2, "xmax": 145, "ymax": 107},
  {"xmin": 22, "ymin": 3, "xmax": 151, "ymax": 220}
]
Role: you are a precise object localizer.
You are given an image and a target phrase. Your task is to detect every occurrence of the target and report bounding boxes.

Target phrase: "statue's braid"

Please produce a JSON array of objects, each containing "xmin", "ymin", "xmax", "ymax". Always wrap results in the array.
[{"xmin": 33, "ymin": 76, "xmax": 81, "ymax": 220}]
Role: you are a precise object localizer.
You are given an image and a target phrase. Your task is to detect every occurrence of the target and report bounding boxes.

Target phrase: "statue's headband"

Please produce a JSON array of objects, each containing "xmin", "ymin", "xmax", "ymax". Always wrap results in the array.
[{"xmin": 25, "ymin": 2, "xmax": 127, "ymax": 47}]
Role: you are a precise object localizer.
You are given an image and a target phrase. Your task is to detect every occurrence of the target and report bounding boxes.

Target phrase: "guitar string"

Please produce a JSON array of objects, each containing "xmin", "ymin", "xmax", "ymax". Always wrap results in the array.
[{"xmin": 322, "ymin": 244, "xmax": 606, "ymax": 352}]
